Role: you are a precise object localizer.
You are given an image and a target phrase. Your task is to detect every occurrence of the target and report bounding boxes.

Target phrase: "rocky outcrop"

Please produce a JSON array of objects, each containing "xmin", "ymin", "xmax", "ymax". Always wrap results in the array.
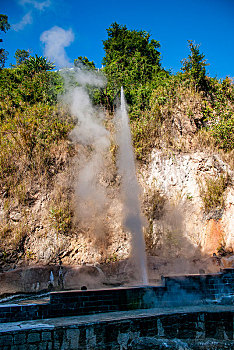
[
  {"xmin": 142, "ymin": 150, "xmax": 233, "ymax": 256},
  {"xmin": 0, "ymin": 146, "xmax": 233, "ymax": 289}
]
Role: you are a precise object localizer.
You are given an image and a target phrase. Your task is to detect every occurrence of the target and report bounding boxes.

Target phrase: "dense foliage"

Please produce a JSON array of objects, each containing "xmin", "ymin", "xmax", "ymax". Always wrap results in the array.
[
  {"xmin": 14, "ymin": 49, "xmax": 30, "ymax": 66},
  {"xmin": 102, "ymin": 22, "xmax": 164, "ymax": 113},
  {"xmin": 0, "ymin": 17, "xmax": 233, "ymax": 258},
  {"xmin": 0, "ymin": 20, "xmax": 233, "ymax": 174},
  {"xmin": 203, "ymin": 77, "xmax": 234, "ymax": 151},
  {"xmin": 0, "ymin": 54, "xmax": 71, "ymax": 196},
  {"xmin": 0, "ymin": 20, "xmax": 233, "ymax": 189},
  {"xmin": 102, "ymin": 24, "xmax": 233, "ymax": 158},
  {"xmin": 0, "ymin": 14, "xmax": 10, "ymax": 69},
  {"xmin": 181, "ymin": 40, "xmax": 209, "ymax": 91}
]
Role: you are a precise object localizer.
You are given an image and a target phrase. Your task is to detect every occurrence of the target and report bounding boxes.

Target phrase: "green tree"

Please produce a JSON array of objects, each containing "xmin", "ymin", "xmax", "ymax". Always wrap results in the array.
[
  {"xmin": 102, "ymin": 22, "xmax": 162, "ymax": 110},
  {"xmin": 74, "ymin": 56, "xmax": 96, "ymax": 70},
  {"xmin": 182, "ymin": 40, "xmax": 209, "ymax": 91},
  {"xmin": 14, "ymin": 49, "xmax": 30, "ymax": 66},
  {"xmin": 0, "ymin": 64, "xmax": 61, "ymax": 108},
  {"xmin": 24, "ymin": 54, "xmax": 55, "ymax": 74},
  {"xmin": 0, "ymin": 14, "xmax": 10, "ymax": 69}
]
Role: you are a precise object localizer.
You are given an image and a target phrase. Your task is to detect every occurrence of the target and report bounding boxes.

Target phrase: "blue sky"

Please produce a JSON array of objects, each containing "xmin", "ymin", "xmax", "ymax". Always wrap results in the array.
[{"xmin": 1, "ymin": 0, "xmax": 234, "ymax": 79}]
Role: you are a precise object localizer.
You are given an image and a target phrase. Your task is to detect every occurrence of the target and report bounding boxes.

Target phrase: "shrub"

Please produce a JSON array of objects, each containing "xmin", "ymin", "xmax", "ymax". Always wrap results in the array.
[
  {"xmin": 49, "ymin": 183, "xmax": 73, "ymax": 235},
  {"xmin": 202, "ymin": 77, "xmax": 234, "ymax": 152},
  {"xmin": 0, "ymin": 103, "xmax": 73, "ymax": 196},
  {"xmin": 199, "ymin": 173, "xmax": 230, "ymax": 213}
]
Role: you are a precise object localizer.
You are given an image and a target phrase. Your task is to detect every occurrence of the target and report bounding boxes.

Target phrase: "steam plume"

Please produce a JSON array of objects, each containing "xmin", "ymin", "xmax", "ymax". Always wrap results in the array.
[
  {"xmin": 40, "ymin": 26, "xmax": 74, "ymax": 68},
  {"xmin": 62, "ymin": 67, "xmax": 110, "ymax": 247},
  {"xmin": 116, "ymin": 88, "xmax": 148, "ymax": 284},
  {"xmin": 40, "ymin": 25, "xmax": 111, "ymax": 250},
  {"xmin": 40, "ymin": 27, "xmax": 148, "ymax": 276}
]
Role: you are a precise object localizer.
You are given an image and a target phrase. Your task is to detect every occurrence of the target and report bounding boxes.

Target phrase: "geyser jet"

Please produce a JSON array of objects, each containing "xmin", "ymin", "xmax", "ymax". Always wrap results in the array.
[{"xmin": 116, "ymin": 87, "xmax": 148, "ymax": 285}]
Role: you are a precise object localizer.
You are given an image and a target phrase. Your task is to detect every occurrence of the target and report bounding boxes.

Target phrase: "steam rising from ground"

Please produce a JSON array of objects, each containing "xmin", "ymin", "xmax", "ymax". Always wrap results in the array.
[
  {"xmin": 63, "ymin": 73, "xmax": 110, "ymax": 247},
  {"xmin": 59, "ymin": 71, "xmax": 149, "ymax": 281},
  {"xmin": 40, "ymin": 26, "xmax": 74, "ymax": 68},
  {"xmin": 40, "ymin": 26, "xmax": 150, "ymax": 280},
  {"xmin": 115, "ymin": 88, "xmax": 148, "ymax": 285},
  {"xmin": 41, "ymin": 26, "xmax": 111, "ymax": 248}
]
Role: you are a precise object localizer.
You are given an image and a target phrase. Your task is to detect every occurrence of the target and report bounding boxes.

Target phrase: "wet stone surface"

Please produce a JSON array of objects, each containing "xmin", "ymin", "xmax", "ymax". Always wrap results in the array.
[
  {"xmin": 0, "ymin": 305, "xmax": 233, "ymax": 349},
  {"xmin": 1, "ymin": 268, "xmax": 234, "ymax": 324},
  {"xmin": 0, "ymin": 269, "xmax": 233, "ymax": 349}
]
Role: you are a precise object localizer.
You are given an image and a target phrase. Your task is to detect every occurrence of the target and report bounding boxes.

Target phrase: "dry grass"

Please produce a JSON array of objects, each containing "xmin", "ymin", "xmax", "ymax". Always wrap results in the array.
[
  {"xmin": 131, "ymin": 82, "xmax": 207, "ymax": 160},
  {"xmin": 49, "ymin": 182, "xmax": 74, "ymax": 236},
  {"xmin": 199, "ymin": 173, "xmax": 230, "ymax": 213},
  {"xmin": 142, "ymin": 187, "xmax": 167, "ymax": 253},
  {"xmin": 0, "ymin": 214, "xmax": 29, "ymax": 251},
  {"xmin": 0, "ymin": 103, "xmax": 74, "ymax": 259}
]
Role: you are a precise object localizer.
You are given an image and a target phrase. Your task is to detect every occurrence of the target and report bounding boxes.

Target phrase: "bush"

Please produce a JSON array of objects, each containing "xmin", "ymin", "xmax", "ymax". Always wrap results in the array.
[
  {"xmin": 0, "ymin": 67, "xmax": 63, "ymax": 108},
  {"xmin": 203, "ymin": 77, "xmax": 234, "ymax": 151},
  {"xmin": 0, "ymin": 103, "xmax": 73, "ymax": 196},
  {"xmin": 199, "ymin": 173, "xmax": 230, "ymax": 213}
]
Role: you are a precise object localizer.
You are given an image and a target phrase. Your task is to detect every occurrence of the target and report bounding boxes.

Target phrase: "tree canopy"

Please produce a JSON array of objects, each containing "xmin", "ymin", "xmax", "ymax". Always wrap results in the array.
[
  {"xmin": 14, "ymin": 49, "xmax": 30, "ymax": 66},
  {"xmin": 23, "ymin": 54, "xmax": 55, "ymax": 74},
  {"xmin": 0, "ymin": 20, "xmax": 232, "ymax": 156},
  {"xmin": 182, "ymin": 40, "xmax": 209, "ymax": 91},
  {"xmin": 74, "ymin": 56, "xmax": 96, "ymax": 70},
  {"xmin": 0, "ymin": 14, "xmax": 10, "ymax": 69},
  {"xmin": 102, "ymin": 22, "xmax": 163, "ymax": 110}
]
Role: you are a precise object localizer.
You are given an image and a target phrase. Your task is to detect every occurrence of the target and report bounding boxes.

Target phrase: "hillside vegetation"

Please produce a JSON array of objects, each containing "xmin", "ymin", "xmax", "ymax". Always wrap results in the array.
[{"xmin": 0, "ymin": 20, "xmax": 233, "ymax": 270}]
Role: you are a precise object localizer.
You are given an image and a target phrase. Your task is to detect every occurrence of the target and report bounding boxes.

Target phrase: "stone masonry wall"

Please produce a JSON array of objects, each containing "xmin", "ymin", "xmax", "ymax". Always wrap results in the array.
[
  {"xmin": 0, "ymin": 309, "xmax": 233, "ymax": 349},
  {"xmin": 0, "ymin": 269, "xmax": 233, "ymax": 324}
]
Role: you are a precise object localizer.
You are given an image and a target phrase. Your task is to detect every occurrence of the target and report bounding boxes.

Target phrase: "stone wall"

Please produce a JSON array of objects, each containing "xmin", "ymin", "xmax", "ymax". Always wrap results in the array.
[
  {"xmin": 0, "ymin": 308, "xmax": 233, "ymax": 349},
  {"xmin": 0, "ymin": 269, "xmax": 234, "ymax": 349},
  {"xmin": 0, "ymin": 269, "xmax": 233, "ymax": 324}
]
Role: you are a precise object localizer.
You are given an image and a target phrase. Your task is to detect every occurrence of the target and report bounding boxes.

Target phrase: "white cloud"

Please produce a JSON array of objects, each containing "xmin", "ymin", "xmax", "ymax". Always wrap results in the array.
[
  {"xmin": 13, "ymin": 0, "xmax": 51, "ymax": 31},
  {"xmin": 19, "ymin": 0, "xmax": 51, "ymax": 11},
  {"xmin": 40, "ymin": 26, "xmax": 75, "ymax": 68},
  {"xmin": 12, "ymin": 11, "xmax": 33, "ymax": 31}
]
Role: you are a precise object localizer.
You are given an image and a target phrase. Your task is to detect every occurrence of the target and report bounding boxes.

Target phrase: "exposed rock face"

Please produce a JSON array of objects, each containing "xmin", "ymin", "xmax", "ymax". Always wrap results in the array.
[
  {"xmin": 202, "ymin": 219, "xmax": 224, "ymax": 255},
  {"xmin": 0, "ymin": 146, "xmax": 233, "ymax": 292},
  {"xmin": 221, "ymin": 188, "xmax": 234, "ymax": 250},
  {"xmin": 142, "ymin": 150, "xmax": 233, "ymax": 255}
]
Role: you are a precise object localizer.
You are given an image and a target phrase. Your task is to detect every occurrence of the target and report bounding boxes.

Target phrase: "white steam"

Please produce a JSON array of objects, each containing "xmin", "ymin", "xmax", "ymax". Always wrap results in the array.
[
  {"xmin": 40, "ymin": 26, "xmax": 74, "ymax": 68},
  {"xmin": 116, "ymin": 88, "xmax": 148, "ymax": 285},
  {"xmin": 40, "ymin": 25, "xmax": 110, "ymax": 242},
  {"xmin": 73, "ymin": 62, "xmax": 106, "ymax": 87},
  {"xmin": 40, "ymin": 28, "xmax": 148, "ymax": 279},
  {"xmin": 62, "ymin": 68, "xmax": 110, "ymax": 245},
  {"xmin": 40, "ymin": 25, "xmax": 110, "ymax": 246}
]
